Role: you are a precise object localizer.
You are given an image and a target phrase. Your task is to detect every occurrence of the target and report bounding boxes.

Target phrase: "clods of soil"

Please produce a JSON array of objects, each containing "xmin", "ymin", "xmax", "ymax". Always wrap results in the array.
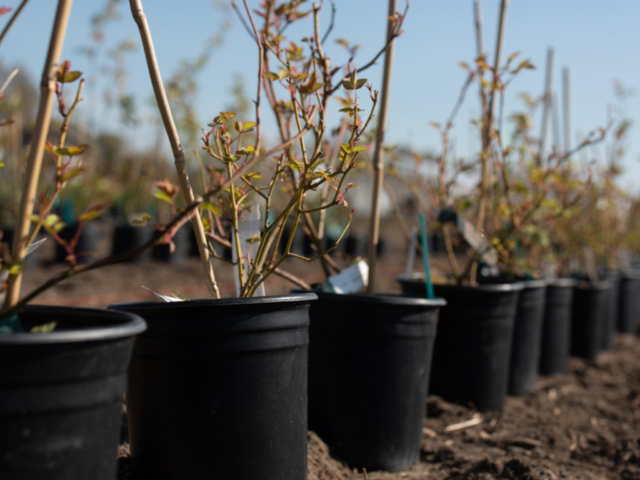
[{"xmin": 119, "ymin": 334, "xmax": 640, "ymax": 479}]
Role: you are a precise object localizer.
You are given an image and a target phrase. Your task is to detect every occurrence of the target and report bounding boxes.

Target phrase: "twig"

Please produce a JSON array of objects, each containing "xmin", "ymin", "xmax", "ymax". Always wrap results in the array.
[
  {"xmin": 366, "ymin": 0, "xmax": 398, "ymax": 295},
  {"xmin": 538, "ymin": 47, "xmax": 554, "ymax": 165},
  {"xmin": 130, "ymin": 0, "xmax": 219, "ymax": 298},
  {"xmin": 0, "ymin": 68, "xmax": 18, "ymax": 94},
  {"xmin": 444, "ymin": 413, "xmax": 483, "ymax": 433},
  {"xmin": 0, "ymin": 0, "xmax": 30, "ymax": 51},
  {"xmin": 562, "ymin": 66, "xmax": 571, "ymax": 154},
  {"xmin": 3, "ymin": 0, "xmax": 74, "ymax": 312}
]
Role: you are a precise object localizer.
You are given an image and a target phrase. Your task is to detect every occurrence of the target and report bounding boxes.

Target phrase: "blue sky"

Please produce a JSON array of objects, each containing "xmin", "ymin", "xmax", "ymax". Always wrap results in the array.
[{"xmin": 2, "ymin": 0, "xmax": 640, "ymax": 189}]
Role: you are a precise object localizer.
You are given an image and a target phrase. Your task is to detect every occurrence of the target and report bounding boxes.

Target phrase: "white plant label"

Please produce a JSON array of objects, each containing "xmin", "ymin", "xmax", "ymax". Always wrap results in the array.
[
  {"xmin": 405, "ymin": 227, "xmax": 418, "ymax": 277},
  {"xmin": 232, "ymin": 202, "xmax": 266, "ymax": 297},
  {"xmin": 583, "ymin": 246, "xmax": 598, "ymax": 283},
  {"xmin": 457, "ymin": 216, "xmax": 498, "ymax": 266},
  {"xmin": 142, "ymin": 286, "xmax": 184, "ymax": 303},
  {"xmin": 619, "ymin": 248, "xmax": 633, "ymax": 276},
  {"xmin": 324, "ymin": 260, "xmax": 369, "ymax": 294}
]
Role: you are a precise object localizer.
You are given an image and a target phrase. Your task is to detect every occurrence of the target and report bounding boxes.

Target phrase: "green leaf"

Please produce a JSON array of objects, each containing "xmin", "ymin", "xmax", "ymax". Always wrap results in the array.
[
  {"xmin": 8, "ymin": 262, "xmax": 25, "ymax": 274},
  {"xmin": 245, "ymin": 234, "xmax": 261, "ymax": 244},
  {"xmin": 53, "ymin": 144, "xmax": 90, "ymax": 157},
  {"xmin": 60, "ymin": 166, "xmax": 88, "ymax": 182},
  {"xmin": 130, "ymin": 213, "xmax": 152, "ymax": 225},
  {"xmin": 288, "ymin": 160, "xmax": 302, "ymax": 171},
  {"xmin": 341, "ymin": 79, "xmax": 355, "ymax": 90},
  {"xmin": 0, "ymin": 162, "xmax": 4, "ymax": 167},
  {"xmin": 200, "ymin": 202, "xmax": 222, "ymax": 216},
  {"xmin": 31, "ymin": 321, "xmax": 57, "ymax": 333},
  {"xmin": 242, "ymin": 122, "xmax": 257, "ymax": 131},
  {"xmin": 154, "ymin": 192, "xmax": 173, "ymax": 204},
  {"xmin": 61, "ymin": 71, "xmax": 82, "ymax": 83},
  {"xmin": 223, "ymin": 155, "xmax": 240, "ymax": 163},
  {"xmin": 233, "ymin": 120, "xmax": 243, "ymax": 132},
  {"xmin": 79, "ymin": 209, "xmax": 104, "ymax": 222},
  {"xmin": 265, "ymin": 72, "xmax": 279, "ymax": 81},
  {"xmin": 354, "ymin": 78, "xmax": 368, "ymax": 89},
  {"xmin": 237, "ymin": 146, "xmax": 255, "ymax": 155}
]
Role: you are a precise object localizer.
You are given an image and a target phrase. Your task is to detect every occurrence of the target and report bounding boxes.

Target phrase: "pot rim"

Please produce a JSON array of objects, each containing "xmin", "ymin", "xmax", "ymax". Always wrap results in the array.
[
  {"xmin": 315, "ymin": 290, "xmax": 446, "ymax": 307},
  {"xmin": 0, "ymin": 305, "xmax": 146, "ymax": 345},
  {"xmin": 397, "ymin": 274, "xmax": 525, "ymax": 293},
  {"xmin": 548, "ymin": 278, "xmax": 578, "ymax": 288},
  {"xmin": 110, "ymin": 292, "xmax": 318, "ymax": 313},
  {"xmin": 574, "ymin": 279, "xmax": 614, "ymax": 291}
]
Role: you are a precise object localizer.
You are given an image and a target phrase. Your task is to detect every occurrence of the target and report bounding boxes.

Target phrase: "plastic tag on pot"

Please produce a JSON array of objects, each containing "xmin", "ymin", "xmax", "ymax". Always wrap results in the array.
[
  {"xmin": 619, "ymin": 248, "xmax": 633, "ymax": 276},
  {"xmin": 543, "ymin": 261, "xmax": 558, "ymax": 280},
  {"xmin": 583, "ymin": 246, "xmax": 598, "ymax": 283},
  {"xmin": 405, "ymin": 227, "xmax": 418, "ymax": 276},
  {"xmin": 232, "ymin": 202, "xmax": 265, "ymax": 297},
  {"xmin": 457, "ymin": 215, "xmax": 497, "ymax": 266},
  {"xmin": 142, "ymin": 286, "xmax": 184, "ymax": 302},
  {"xmin": 26, "ymin": 238, "xmax": 46, "ymax": 256},
  {"xmin": 323, "ymin": 259, "xmax": 368, "ymax": 294}
]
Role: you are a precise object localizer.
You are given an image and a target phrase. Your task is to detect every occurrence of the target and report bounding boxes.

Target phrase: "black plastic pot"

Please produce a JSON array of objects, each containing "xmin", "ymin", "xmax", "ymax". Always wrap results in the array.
[
  {"xmin": 0, "ymin": 305, "xmax": 146, "ymax": 480},
  {"xmin": 308, "ymin": 292, "xmax": 445, "ymax": 472},
  {"xmin": 600, "ymin": 275, "xmax": 621, "ymax": 350},
  {"xmin": 539, "ymin": 278, "xmax": 577, "ymax": 375},
  {"xmin": 508, "ymin": 279, "xmax": 547, "ymax": 395},
  {"xmin": 617, "ymin": 273, "xmax": 640, "ymax": 334},
  {"xmin": 151, "ymin": 225, "xmax": 189, "ymax": 265},
  {"xmin": 109, "ymin": 293, "xmax": 315, "ymax": 480},
  {"xmin": 111, "ymin": 225, "xmax": 153, "ymax": 263},
  {"xmin": 54, "ymin": 223, "xmax": 99, "ymax": 265},
  {"xmin": 398, "ymin": 276, "xmax": 523, "ymax": 412},
  {"xmin": 571, "ymin": 280, "xmax": 614, "ymax": 361}
]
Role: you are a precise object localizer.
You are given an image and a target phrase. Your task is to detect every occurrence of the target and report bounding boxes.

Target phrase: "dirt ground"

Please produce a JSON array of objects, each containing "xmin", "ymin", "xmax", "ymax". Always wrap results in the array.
[{"xmin": 307, "ymin": 334, "xmax": 640, "ymax": 480}]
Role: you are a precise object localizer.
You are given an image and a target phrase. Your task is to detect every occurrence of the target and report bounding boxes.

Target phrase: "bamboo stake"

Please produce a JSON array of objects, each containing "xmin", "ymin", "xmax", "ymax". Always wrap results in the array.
[
  {"xmin": 477, "ymin": 0, "xmax": 509, "ymax": 232},
  {"xmin": 10, "ymin": 88, "xmax": 24, "ymax": 221},
  {"xmin": 3, "ymin": 0, "xmax": 74, "ymax": 311},
  {"xmin": 562, "ymin": 66, "xmax": 571, "ymax": 155},
  {"xmin": 551, "ymin": 92, "xmax": 561, "ymax": 151},
  {"xmin": 129, "ymin": 0, "xmax": 219, "ymax": 299},
  {"xmin": 473, "ymin": 1, "xmax": 484, "ymax": 59},
  {"xmin": 366, "ymin": 0, "xmax": 397, "ymax": 295},
  {"xmin": 538, "ymin": 47, "xmax": 554, "ymax": 166},
  {"xmin": 471, "ymin": 0, "xmax": 508, "ymax": 285}
]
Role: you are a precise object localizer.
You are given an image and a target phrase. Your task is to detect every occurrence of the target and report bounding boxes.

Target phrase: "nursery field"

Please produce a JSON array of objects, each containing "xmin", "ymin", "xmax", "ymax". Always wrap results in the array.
[
  {"xmin": 22, "ymin": 222, "xmax": 409, "ymax": 308},
  {"xmin": 22, "ymin": 229, "xmax": 640, "ymax": 480},
  {"xmin": 115, "ymin": 334, "xmax": 640, "ymax": 480}
]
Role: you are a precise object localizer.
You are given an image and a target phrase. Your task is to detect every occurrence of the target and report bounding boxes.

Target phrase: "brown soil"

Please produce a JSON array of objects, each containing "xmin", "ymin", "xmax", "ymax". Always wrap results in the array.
[{"xmin": 117, "ymin": 335, "xmax": 640, "ymax": 480}]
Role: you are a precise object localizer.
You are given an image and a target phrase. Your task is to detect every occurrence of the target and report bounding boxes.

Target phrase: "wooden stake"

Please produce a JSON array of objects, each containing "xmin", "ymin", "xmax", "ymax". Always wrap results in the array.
[
  {"xmin": 130, "ymin": 0, "xmax": 219, "ymax": 299},
  {"xmin": 3, "ymin": 0, "xmax": 74, "ymax": 311},
  {"xmin": 473, "ymin": 1, "xmax": 484, "ymax": 59},
  {"xmin": 538, "ymin": 47, "xmax": 554, "ymax": 166},
  {"xmin": 477, "ymin": 0, "xmax": 509, "ymax": 233},
  {"xmin": 366, "ymin": 0, "xmax": 397, "ymax": 295},
  {"xmin": 562, "ymin": 66, "xmax": 571, "ymax": 154},
  {"xmin": 551, "ymin": 92, "xmax": 561, "ymax": 151}
]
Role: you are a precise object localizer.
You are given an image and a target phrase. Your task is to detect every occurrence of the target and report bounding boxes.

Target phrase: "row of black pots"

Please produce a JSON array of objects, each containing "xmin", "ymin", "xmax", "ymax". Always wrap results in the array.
[
  {"xmin": 3, "ymin": 271, "xmax": 639, "ymax": 478},
  {"xmin": 50, "ymin": 224, "xmax": 190, "ymax": 266},
  {"xmin": 399, "ymin": 273, "xmax": 640, "ymax": 413}
]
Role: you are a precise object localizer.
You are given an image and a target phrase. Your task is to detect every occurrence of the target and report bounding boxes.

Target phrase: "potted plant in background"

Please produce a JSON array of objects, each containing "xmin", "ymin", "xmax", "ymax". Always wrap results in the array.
[{"xmin": 397, "ymin": 0, "xmax": 526, "ymax": 413}]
